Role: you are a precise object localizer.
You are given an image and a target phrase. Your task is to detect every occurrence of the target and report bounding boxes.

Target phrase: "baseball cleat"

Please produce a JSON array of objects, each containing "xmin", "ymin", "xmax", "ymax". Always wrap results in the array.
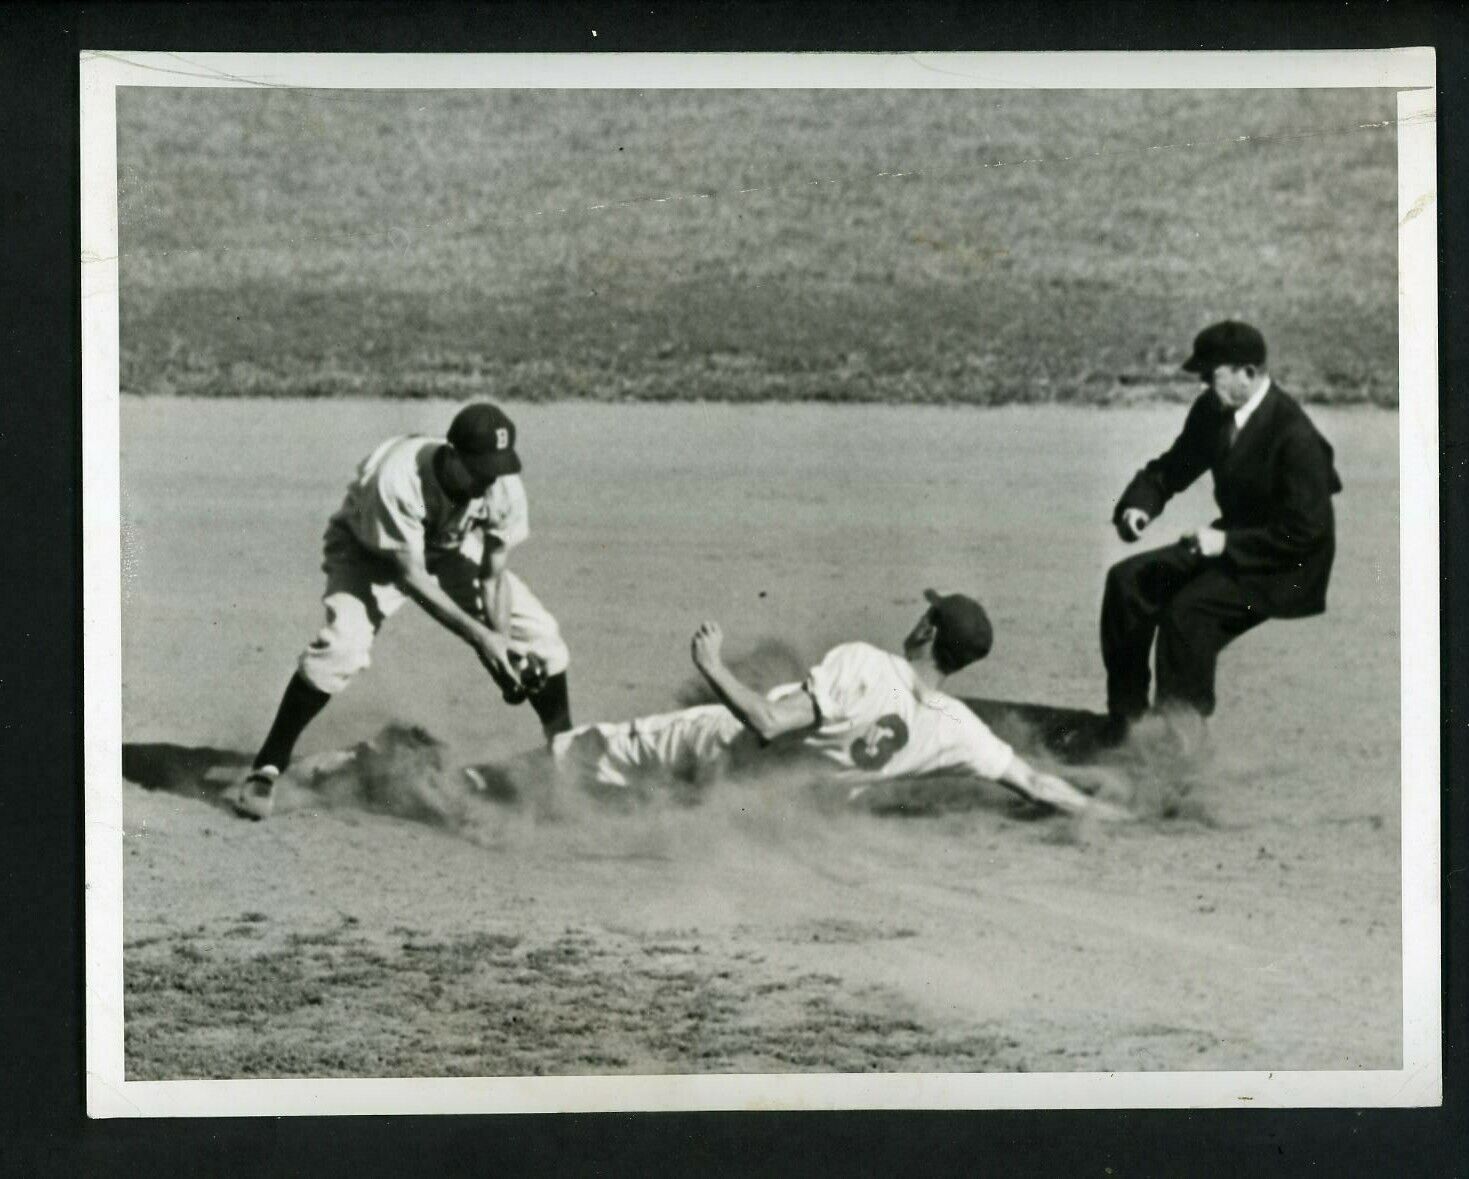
[
  {"xmin": 461, "ymin": 761, "xmax": 523, "ymax": 803},
  {"xmin": 231, "ymin": 765, "xmax": 280, "ymax": 821}
]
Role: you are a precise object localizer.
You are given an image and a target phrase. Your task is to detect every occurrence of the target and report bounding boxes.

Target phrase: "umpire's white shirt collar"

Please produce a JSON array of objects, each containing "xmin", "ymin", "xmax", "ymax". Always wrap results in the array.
[{"xmin": 1234, "ymin": 376, "xmax": 1272, "ymax": 431}]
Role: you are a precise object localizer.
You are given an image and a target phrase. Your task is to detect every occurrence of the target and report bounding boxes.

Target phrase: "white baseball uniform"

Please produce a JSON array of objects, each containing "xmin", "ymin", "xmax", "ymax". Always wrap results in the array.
[
  {"xmin": 552, "ymin": 641, "xmax": 1014, "ymax": 791},
  {"xmin": 296, "ymin": 435, "xmax": 568, "ymax": 695}
]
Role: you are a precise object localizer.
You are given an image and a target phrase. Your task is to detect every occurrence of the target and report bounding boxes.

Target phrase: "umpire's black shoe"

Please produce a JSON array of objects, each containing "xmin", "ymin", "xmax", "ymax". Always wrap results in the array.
[{"xmin": 1095, "ymin": 713, "xmax": 1134, "ymax": 751}]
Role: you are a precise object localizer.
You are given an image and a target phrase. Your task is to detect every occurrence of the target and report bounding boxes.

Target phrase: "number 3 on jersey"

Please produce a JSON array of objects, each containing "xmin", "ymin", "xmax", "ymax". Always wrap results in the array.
[{"xmin": 850, "ymin": 713, "xmax": 910, "ymax": 770}]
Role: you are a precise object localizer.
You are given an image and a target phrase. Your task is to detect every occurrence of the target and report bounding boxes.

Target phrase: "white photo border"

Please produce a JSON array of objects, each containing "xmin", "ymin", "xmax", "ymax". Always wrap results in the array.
[{"xmin": 82, "ymin": 50, "xmax": 1440, "ymax": 1117}]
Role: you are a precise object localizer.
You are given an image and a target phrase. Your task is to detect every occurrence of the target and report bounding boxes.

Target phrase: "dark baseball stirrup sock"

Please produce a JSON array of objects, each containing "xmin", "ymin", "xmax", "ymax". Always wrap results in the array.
[
  {"xmin": 252, "ymin": 673, "xmax": 332, "ymax": 771},
  {"xmin": 529, "ymin": 672, "xmax": 572, "ymax": 741}
]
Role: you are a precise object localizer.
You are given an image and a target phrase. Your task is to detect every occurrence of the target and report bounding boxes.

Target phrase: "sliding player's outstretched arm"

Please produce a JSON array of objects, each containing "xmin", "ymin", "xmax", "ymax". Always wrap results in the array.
[{"xmin": 996, "ymin": 753, "xmax": 1131, "ymax": 821}]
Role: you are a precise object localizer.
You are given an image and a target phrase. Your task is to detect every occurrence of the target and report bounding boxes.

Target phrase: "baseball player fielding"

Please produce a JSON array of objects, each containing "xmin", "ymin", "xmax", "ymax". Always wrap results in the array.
[{"xmin": 232, "ymin": 403, "xmax": 573, "ymax": 820}]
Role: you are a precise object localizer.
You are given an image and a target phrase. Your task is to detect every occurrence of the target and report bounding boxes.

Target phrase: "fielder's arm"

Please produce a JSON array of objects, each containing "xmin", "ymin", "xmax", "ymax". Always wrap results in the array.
[
  {"xmin": 479, "ymin": 538, "xmax": 513, "ymax": 634},
  {"xmin": 995, "ymin": 753, "xmax": 1129, "ymax": 821},
  {"xmin": 390, "ymin": 548, "xmax": 521, "ymax": 683},
  {"xmin": 690, "ymin": 621, "xmax": 817, "ymax": 743}
]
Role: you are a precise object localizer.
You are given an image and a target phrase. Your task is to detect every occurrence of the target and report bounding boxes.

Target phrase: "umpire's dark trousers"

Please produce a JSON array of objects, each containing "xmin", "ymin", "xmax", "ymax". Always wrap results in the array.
[{"xmin": 1101, "ymin": 542, "xmax": 1264, "ymax": 720}]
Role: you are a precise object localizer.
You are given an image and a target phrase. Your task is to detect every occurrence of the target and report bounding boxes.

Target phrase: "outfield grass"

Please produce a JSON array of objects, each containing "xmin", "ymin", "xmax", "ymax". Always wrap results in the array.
[{"xmin": 118, "ymin": 87, "xmax": 1398, "ymax": 405}]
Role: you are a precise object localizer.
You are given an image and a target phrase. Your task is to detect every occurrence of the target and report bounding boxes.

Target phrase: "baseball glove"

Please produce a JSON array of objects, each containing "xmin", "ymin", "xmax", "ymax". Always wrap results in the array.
[{"xmin": 498, "ymin": 651, "xmax": 547, "ymax": 705}]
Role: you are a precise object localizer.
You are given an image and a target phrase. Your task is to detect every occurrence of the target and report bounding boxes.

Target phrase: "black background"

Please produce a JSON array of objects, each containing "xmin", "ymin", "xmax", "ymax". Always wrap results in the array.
[{"xmin": 1, "ymin": 2, "xmax": 1463, "ymax": 1174}]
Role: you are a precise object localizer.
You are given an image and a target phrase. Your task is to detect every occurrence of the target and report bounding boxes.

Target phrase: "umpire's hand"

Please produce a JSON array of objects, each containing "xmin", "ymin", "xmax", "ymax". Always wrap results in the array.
[{"xmin": 1115, "ymin": 507, "xmax": 1151, "ymax": 543}]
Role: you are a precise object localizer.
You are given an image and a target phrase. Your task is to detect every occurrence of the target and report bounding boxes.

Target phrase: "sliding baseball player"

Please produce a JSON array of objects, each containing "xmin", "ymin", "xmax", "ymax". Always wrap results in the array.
[{"xmin": 545, "ymin": 590, "xmax": 1128, "ymax": 820}]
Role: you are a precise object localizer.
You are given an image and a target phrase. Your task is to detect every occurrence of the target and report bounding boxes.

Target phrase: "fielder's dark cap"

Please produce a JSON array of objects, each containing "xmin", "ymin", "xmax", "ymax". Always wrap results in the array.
[
  {"xmin": 923, "ymin": 588, "xmax": 994, "ymax": 671},
  {"xmin": 447, "ymin": 402, "xmax": 521, "ymax": 479},
  {"xmin": 1181, "ymin": 320, "xmax": 1267, "ymax": 375}
]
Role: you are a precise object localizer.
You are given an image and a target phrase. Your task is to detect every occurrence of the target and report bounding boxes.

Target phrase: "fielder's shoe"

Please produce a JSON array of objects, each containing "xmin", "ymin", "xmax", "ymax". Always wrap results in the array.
[{"xmin": 231, "ymin": 765, "xmax": 280, "ymax": 821}]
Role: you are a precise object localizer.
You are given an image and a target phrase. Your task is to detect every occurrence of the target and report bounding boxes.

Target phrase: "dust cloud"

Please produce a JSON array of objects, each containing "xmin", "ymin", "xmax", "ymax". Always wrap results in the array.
[{"xmin": 289, "ymin": 667, "xmax": 1237, "ymax": 864}]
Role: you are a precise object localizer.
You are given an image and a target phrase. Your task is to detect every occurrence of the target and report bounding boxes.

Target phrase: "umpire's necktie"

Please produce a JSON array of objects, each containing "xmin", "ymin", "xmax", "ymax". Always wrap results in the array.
[{"xmin": 1221, "ymin": 414, "xmax": 1239, "ymax": 452}]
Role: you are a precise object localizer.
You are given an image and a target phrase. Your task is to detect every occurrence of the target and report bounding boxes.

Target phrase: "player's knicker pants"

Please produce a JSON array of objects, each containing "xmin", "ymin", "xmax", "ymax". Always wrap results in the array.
[
  {"xmin": 297, "ymin": 523, "xmax": 570, "ymax": 695},
  {"xmin": 551, "ymin": 705, "xmax": 748, "ymax": 790}
]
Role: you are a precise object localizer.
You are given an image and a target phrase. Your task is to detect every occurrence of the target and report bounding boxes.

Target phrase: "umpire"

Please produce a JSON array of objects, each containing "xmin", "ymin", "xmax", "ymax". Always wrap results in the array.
[{"xmin": 1100, "ymin": 320, "xmax": 1342, "ymax": 739}]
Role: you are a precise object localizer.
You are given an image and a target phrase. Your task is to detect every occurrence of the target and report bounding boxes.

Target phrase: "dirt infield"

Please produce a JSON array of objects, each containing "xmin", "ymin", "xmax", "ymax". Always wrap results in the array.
[{"xmin": 119, "ymin": 397, "xmax": 1401, "ymax": 1078}]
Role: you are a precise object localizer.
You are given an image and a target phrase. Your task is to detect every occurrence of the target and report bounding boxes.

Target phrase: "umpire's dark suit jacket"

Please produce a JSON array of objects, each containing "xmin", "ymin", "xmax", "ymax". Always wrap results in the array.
[{"xmin": 1112, "ymin": 383, "xmax": 1343, "ymax": 618}]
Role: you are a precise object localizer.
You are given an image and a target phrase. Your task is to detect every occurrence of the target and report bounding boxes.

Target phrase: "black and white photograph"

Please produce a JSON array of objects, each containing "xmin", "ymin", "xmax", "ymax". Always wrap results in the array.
[{"xmin": 81, "ymin": 50, "xmax": 1440, "ymax": 1115}]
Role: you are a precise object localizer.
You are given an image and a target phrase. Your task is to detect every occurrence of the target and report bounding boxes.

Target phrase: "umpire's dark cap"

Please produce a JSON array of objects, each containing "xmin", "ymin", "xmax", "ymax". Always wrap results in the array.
[
  {"xmin": 448, "ymin": 402, "xmax": 522, "ymax": 479},
  {"xmin": 923, "ymin": 589, "xmax": 994, "ymax": 671},
  {"xmin": 1181, "ymin": 320, "xmax": 1267, "ymax": 374}
]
